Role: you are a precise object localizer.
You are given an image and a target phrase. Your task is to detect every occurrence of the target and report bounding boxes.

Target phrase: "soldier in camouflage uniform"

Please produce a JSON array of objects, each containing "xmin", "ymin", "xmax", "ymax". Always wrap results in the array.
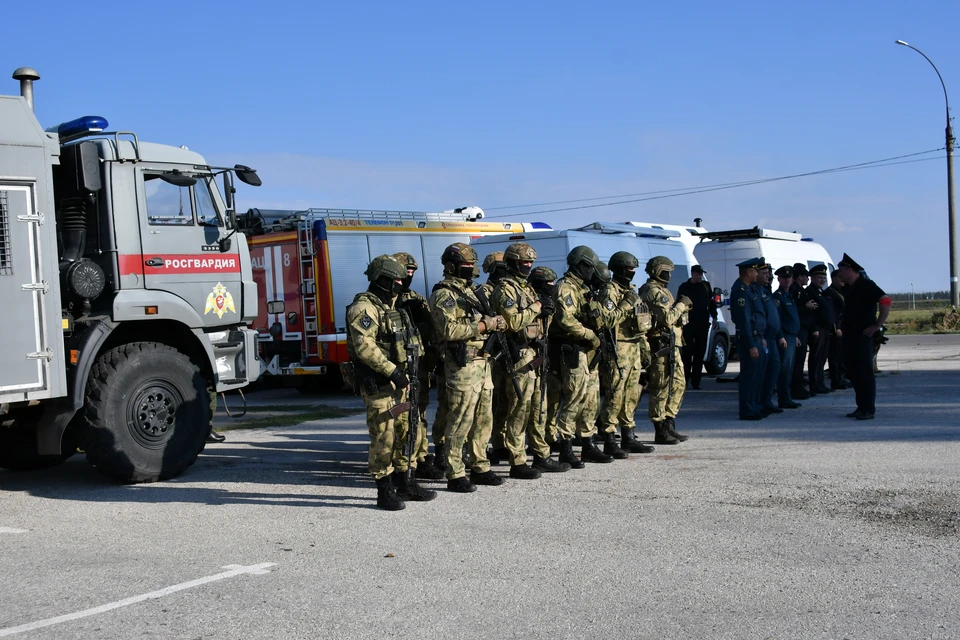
[
  {"xmin": 491, "ymin": 243, "xmax": 567, "ymax": 478},
  {"xmin": 639, "ymin": 256, "xmax": 692, "ymax": 445},
  {"xmin": 552, "ymin": 248, "xmax": 634, "ymax": 467},
  {"xmin": 393, "ymin": 252, "xmax": 446, "ymax": 481},
  {"xmin": 479, "ymin": 252, "xmax": 511, "ymax": 464},
  {"xmin": 596, "ymin": 251, "xmax": 656, "ymax": 454},
  {"xmin": 429, "ymin": 243, "xmax": 507, "ymax": 493},
  {"xmin": 527, "ymin": 266, "xmax": 561, "ymax": 448},
  {"xmin": 346, "ymin": 255, "xmax": 438, "ymax": 511}
]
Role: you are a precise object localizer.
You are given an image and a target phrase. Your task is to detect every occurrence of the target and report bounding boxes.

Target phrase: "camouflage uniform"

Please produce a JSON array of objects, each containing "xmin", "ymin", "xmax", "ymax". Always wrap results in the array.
[
  {"xmin": 639, "ymin": 256, "xmax": 691, "ymax": 444},
  {"xmin": 346, "ymin": 255, "xmax": 436, "ymax": 510},
  {"xmin": 478, "ymin": 251, "xmax": 509, "ymax": 454},
  {"xmin": 429, "ymin": 255, "xmax": 499, "ymax": 486}
]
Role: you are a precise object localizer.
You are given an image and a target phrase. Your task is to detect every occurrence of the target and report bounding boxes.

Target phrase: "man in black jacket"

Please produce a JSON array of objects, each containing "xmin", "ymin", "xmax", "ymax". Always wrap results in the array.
[
  {"xmin": 678, "ymin": 265, "xmax": 718, "ymax": 390},
  {"xmin": 805, "ymin": 264, "xmax": 835, "ymax": 395},
  {"xmin": 790, "ymin": 263, "xmax": 816, "ymax": 399},
  {"xmin": 825, "ymin": 271, "xmax": 849, "ymax": 390}
]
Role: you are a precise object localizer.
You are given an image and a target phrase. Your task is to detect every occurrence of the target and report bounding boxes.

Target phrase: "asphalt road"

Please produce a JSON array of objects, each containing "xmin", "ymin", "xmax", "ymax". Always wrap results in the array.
[{"xmin": 2, "ymin": 334, "xmax": 959, "ymax": 639}]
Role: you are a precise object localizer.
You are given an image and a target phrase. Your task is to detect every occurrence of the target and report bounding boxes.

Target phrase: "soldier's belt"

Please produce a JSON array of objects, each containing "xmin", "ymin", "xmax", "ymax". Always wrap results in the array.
[
  {"xmin": 617, "ymin": 337, "xmax": 646, "ymax": 344},
  {"xmin": 464, "ymin": 345, "xmax": 486, "ymax": 360}
]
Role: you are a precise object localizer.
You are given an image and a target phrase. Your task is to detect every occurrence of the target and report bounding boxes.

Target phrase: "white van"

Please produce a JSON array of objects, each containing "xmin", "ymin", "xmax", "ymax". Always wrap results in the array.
[
  {"xmin": 471, "ymin": 223, "xmax": 732, "ymax": 373},
  {"xmin": 693, "ymin": 227, "xmax": 835, "ymax": 343}
]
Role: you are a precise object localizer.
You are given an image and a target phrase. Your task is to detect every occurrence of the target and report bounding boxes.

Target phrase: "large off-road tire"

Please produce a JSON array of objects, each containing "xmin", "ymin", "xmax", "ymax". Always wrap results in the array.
[
  {"xmin": 83, "ymin": 342, "xmax": 213, "ymax": 483},
  {"xmin": 0, "ymin": 406, "xmax": 79, "ymax": 472},
  {"xmin": 705, "ymin": 334, "xmax": 729, "ymax": 375}
]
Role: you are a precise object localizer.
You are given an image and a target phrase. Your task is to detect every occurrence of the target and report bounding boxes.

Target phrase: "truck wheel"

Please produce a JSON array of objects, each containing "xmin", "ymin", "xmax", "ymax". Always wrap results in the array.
[
  {"xmin": 83, "ymin": 343, "xmax": 212, "ymax": 483},
  {"xmin": 705, "ymin": 334, "xmax": 729, "ymax": 375},
  {"xmin": 0, "ymin": 407, "xmax": 79, "ymax": 472}
]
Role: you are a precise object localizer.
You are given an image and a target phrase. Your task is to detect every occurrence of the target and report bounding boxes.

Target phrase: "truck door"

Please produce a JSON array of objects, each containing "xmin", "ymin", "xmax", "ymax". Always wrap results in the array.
[
  {"xmin": 137, "ymin": 169, "xmax": 242, "ymax": 326},
  {"xmin": 0, "ymin": 184, "xmax": 52, "ymax": 395}
]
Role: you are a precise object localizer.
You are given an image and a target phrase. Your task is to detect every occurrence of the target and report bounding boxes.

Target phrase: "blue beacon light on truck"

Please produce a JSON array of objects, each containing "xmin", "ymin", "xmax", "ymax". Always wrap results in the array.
[{"xmin": 46, "ymin": 115, "xmax": 109, "ymax": 142}]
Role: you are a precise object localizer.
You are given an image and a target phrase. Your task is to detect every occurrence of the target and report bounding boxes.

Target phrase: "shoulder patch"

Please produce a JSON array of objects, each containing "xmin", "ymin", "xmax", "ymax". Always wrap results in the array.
[
  {"xmin": 442, "ymin": 297, "xmax": 455, "ymax": 309},
  {"xmin": 360, "ymin": 314, "xmax": 373, "ymax": 329},
  {"xmin": 504, "ymin": 297, "xmax": 516, "ymax": 308},
  {"xmin": 660, "ymin": 295, "xmax": 669, "ymax": 305},
  {"xmin": 605, "ymin": 298, "xmax": 615, "ymax": 310},
  {"xmin": 737, "ymin": 298, "xmax": 746, "ymax": 307},
  {"xmin": 564, "ymin": 295, "xmax": 574, "ymax": 307}
]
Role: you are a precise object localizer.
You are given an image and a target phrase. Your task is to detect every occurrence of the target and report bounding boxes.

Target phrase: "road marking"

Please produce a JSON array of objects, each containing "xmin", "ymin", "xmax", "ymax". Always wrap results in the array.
[
  {"xmin": 0, "ymin": 527, "xmax": 28, "ymax": 534},
  {"xmin": 0, "ymin": 563, "xmax": 276, "ymax": 637}
]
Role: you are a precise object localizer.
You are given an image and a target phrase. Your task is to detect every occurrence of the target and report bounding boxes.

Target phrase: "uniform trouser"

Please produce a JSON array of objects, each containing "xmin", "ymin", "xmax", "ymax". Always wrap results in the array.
[
  {"xmin": 844, "ymin": 334, "xmax": 876, "ymax": 414},
  {"xmin": 542, "ymin": 368, "xmax": 562, "ymax": 445},
  {"xmin": 414, "ymin": 353, "xmax": 435, "ymax": 463},
  {"xmin": 737, "ymin": 338, "xmax": 767, "ymax": 418},
  {"xmin": 556, "ymin": 350, "xmax": 600, "ymax": 439},
  {"xmin": 598, "ymin": 341, "xmax": 644, "ymax": 432},
  {"xmin": 777, "ymin": 334, "xmax": 797, "ymax": 406},
  {"xmin": 431, "ymin": 363, "xmax": 448, "ymax": 450},
  {"xmin": 828, "ymin": 333, "xmax": 845, "ymax": 386},
  {"xmin": 792, "ymin": 329, "xmax": 809, "ymax": 393},
  {"xmin": 443, "ymin": 357, "xmax": 493, "ymax": 479},
  {"xmin": 681, "ymin": 320, "xmax": 710, "ymax": 388},
  {"xmin": 504, "ymin": 348, "xmax": 550, "ymax": 465},
  {"xmin": 648, "ymin": 346, "xmax": 685, "ymax": 422},
  {"xmin": 761, "ymin": 335, "xmax": 780, "ymax": 410},
  {"xmin": 361, "ymin": 385, "xmax": 422, "ymax": 480},
  {"xmin": 490, "ymin": 363, "xmax": 509, "ymax": 450},
  {"xmin": 807, "ymin": 328, "xmax": 829, "ymax": 391}
]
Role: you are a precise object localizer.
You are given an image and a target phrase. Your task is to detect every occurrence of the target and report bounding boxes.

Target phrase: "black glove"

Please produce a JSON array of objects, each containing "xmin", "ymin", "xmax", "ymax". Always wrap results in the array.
[
  {"xmin": 389, "ymin": 369, "xmax": 410, "ymax": 389},
  {"xmin": 539, "ymin": 295, "xmax": 555, "ymax": 317}
]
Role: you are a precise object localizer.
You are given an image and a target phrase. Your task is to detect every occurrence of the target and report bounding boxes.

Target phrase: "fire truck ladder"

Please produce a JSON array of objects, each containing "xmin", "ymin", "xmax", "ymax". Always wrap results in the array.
[{"xmin": 298, "ymin": 221, "xmax": 321, "ymax": 360}]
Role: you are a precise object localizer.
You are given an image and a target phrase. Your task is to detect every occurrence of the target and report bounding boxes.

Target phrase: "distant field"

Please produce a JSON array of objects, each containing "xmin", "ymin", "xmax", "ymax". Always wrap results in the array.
[{"xmin": 885, "ymin": 308, "xmax": 960, "ymax": 334}]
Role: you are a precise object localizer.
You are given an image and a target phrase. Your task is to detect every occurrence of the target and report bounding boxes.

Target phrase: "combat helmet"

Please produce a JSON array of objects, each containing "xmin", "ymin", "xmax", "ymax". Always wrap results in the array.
[
  {"xmin": 566, "ymin": 245, "xmax": 599, "ymax": 283},
  {"xmin": 504, "ymin": 242, "xmax": 537, "ymax": 277},
  {"xmin": 364, "ymin": 254, "xmax": 407, "ymax": 297},
  {"xmin": 592, "ymin": 260, "xmax": 611, "ymax": 289},
  {"xmin": 393, "ymin": 252, "xmax": 418, "ymax": 292},
  {"xmin": 609, "ymin": 250, "xmax": 639, "ymax": 286},
  {"xmin": 482, "ymin": 251, "xmax": 505, "ymax": 274},
  {"xmin": 440, "ymin": 242, "xmax": 479, "ymax": 281},
  {"xmin": 645, "ymin": 255, "xmax": 674, "ymax": 284}
]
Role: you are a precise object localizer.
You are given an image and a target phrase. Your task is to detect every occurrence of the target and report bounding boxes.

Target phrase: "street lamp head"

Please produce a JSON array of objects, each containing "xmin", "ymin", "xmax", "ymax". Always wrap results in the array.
[{"xmin": 896, "ymin": 39, "xmax": 909, "ymax": 46}]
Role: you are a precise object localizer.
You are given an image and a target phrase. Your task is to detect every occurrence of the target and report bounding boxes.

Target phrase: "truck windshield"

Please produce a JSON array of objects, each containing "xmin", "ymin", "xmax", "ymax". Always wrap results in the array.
[
  {"xmin": 144, "ymin": 173, "xmax": 220, "ymax": 227},
  {"xmin": 195, "ymin": 177, "xmax": 220, "ymax": 227}
]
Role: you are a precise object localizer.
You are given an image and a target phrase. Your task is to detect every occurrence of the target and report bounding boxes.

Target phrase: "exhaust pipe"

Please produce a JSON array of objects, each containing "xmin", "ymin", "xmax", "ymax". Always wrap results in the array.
[{"xmin": 12, "ymin": 67, "xmax": 40, "ymax": 112}]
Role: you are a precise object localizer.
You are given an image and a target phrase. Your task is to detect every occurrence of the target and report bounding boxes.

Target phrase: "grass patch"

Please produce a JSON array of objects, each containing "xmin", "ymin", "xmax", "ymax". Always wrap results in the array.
[
  {"xmin": 219, "ymin": 404, "xmax": 363, "ymax": 431},
  {"xmin": 885, "ymin": 308, "xmax": 960, "ymax": 335}
]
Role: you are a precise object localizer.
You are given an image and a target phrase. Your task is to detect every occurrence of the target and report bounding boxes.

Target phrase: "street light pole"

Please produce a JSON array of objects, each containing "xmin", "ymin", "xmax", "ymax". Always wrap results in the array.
[
  {"xmin": 911, "ymin": 281, "xmax": 915, "ymax": 309},
  {"xmin": 896, "ymin": 40, "xmax": 958, "ymax": 307}
]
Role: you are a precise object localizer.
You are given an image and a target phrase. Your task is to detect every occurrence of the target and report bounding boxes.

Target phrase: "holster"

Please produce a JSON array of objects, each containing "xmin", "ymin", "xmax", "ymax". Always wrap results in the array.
[
  {"xmin": 340, "ymin": 361, "xmax": 360, "ymax": 396},
  {"xmin": 354, "ymin": 361, "xmax": 390, "ymax": 395},
  {"xmin": 448, "ymin": 341, "xmax": 468, "ymax": 367},
  {"xmin": 561, "ymin": 343, "xmax": 581, "ymax": 369}
]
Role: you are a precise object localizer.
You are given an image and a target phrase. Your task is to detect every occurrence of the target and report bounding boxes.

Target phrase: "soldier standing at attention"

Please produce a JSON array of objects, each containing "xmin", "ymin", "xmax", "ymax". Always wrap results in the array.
[
  {"xmin": 790, "ymin": 263, "xmax": 816, "ymax": 400},
  {"xmin": 393, "ymin": 252, "xmax": 445, "ymax": 481},
  {"xmin": 825, "ymin": 271, "xmax": 849, "ymax": 390},
  {"xmin": 677, "ymin": 265, "xmax": 718, "ymax": 390},
  {"xmin": 346, "ymin": 255, "xmax": 438, "ymax": 511},
  {"xmin": 730, "ymin": 257, "xmax": 767, "ymax": 421},
  {"xmin": 755, "ymin": 264, "xmax": 785, "ymax": 414},
  {"xmin": 479, "ymin": 252, "xmax": 512, "ymax": 465},
  {"xmin": 805, "ymin": 264, "xmax": 835, "ymax": 395},
  {"xmin": 552, "ymin": 247, "xmax": 618, "ymax": 466},
  {"xmin": 527, "ymin": 266, "xmax": 561, "ymax": 449},
  {"xmin": 835, "ymin": 253, "xmax": 891, "ymax": 420},
  {"xmin": 772, "ymin": 266, "xmax": 802, "ymax": 409},
  {"xmin": 491, "ymin": 243, "xmax": 568, "ymax": 477},
  {"xmin": 596, "ymin": 251, "xmax": 655, "ymax": 454},
  {"xmin": 639, "ymin": 256, "xmax": 692, "ymax": 444},
  {"xmin": 429, "ymin": 243, "xmax": 508, "ymax": 492}
]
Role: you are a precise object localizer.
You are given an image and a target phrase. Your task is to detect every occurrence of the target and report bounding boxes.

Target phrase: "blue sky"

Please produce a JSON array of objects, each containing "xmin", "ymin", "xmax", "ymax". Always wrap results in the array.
[{"xmin": 6, "ymin": 1, "xmax": 959, "ymax": 292}]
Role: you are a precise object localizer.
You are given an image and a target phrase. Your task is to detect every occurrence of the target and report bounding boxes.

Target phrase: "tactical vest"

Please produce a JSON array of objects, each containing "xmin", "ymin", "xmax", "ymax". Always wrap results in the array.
[
  {"xmin": 346, "ymin": 292, "xmax": 415, "ymax": 367},
  {"xmin": 497, "ymin": 276, "xmax": 544, "ymax": 345}
]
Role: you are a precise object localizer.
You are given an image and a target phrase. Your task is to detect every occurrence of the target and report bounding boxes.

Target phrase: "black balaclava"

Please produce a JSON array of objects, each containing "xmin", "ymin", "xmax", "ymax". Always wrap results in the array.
[{"xmin": 613, "ymin": 268, "xmax": 635, "ymax": 287}]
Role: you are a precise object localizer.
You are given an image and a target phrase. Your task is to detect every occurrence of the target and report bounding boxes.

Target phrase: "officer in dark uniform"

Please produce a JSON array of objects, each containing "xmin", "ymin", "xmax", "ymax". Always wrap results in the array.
[
  {"xmin": 730, "ymin": 257, "xmax": 767, "ymax": 420},
  {"xmin": 677, "ymin": 264, "xmax": 718, "ymax": 390},
  {"xmin": 825, "ymin": 271, "xmax": 849, "ymax": 390},
  {"xmin": 790, "ymin": 263, "xmax": 815, "ymax": 399},
  {"xmin": 754, "ymin": 264, "xmax": 784, "ymax": 414},
  {"xmin": 772, "ymin": 266, "xmax": 801, "ymax": 409},
  {"xmin": 836, "ymin": 253, "xmax": 891, "ymax": 420},
  {"xmin": 805, "ymin": 264, "xmax": 835, "ymax": 395}
]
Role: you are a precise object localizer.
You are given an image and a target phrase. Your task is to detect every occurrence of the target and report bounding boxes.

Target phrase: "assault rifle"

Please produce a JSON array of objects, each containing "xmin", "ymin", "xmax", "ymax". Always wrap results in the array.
[
  {"xmin": 653, "ymin": 328, "xmax": 677, "ymax": 405},
  {"xmin": 587, "ymin": 303, "xmax": 624, "ymax": 383},
  {"xmin": 386, "ymin": 308, "xmax": 421, "ymax": 485},
  {"xmin": 474, "ymin": 285, "xmax": 523, "ymax": 397}
]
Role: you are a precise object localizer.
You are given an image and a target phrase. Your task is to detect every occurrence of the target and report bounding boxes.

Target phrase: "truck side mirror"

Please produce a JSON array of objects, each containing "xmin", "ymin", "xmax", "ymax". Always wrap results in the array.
[
  {"xmin": 234, "ymin": 164, "xmax": 261, "ymax": 187},
  {"xmin": 223, "ymin": 172, "xmax": 234, "ymax": 210}
]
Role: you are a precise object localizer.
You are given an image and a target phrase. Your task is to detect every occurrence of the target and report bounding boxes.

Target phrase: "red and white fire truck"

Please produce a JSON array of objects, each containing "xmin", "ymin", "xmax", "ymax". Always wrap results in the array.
[{"xmin": 239, "ymin": 207, "xmax": 549, "ymax": 391}]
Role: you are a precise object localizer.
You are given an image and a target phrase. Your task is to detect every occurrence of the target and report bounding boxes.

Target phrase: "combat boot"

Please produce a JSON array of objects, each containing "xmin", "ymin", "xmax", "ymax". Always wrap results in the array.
[
  {"xmin": 376, "ymin": 475, "xmax": 406, "ymax": 511},
  {"xmin": 488, "ymin": 446, "xmax": 510, "ymax": 466},
  {"xmin": 447, "ymin": 476, "xmax": 477, "ymax": 493},
  {"xmin": 663, "ymin": 418, "xmax": 689, "ymax": 442},
  {"xmin": 509, "ymin": 463, "xmax": 542, "ymax": 480},
  {"xmin": 621, "ymin": 427, "xmax": 654, "ymax": 454},
  {"xmin": 602, "ymin": 431, "xmax": 629, "ymax": 459},
  {"xmin": 416, "ymin": 460, "xmax": 445, "ymax": 480},
  {"xmin": 653, "ymin": 422, "xmax": 679, "ymax": 445},
  {"xmin": 470, "ymin": 469, "xmax": 505, "ymax": 486},
  {"xmin": 533, "ymin": 455, "xmax": 571, "ymax": 473},
  {"xmin": 580, "ymin": 436, "xmax": 614, "ymax": 463},
  {"xmin": 558, "ymin": 438, "xmax": 585, "ymax": 469},
  {"xmin": 393, "ymin": 472, "xmax": 437, "ymax": 502}
]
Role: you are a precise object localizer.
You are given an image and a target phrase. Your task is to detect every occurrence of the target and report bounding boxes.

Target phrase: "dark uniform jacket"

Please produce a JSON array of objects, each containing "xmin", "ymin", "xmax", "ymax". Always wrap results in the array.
[
  {"xmin": 676, "ymin": 279, "xmax": 718, "ymax": 325},
  {"xmin": 791, "ymin": 282, "xmax": 814, "ymax": 334},
  {"xmin": 772, "ymin": 287, "xmax": 800, "ymax": 336},
  {"xmin": 803, "ymin": 285, "xmax": 836, "ymax": 332},
  {"xmin": 731, "ymin": 278, "xmax": 766, "ymax": 350},
  {"xmin": 841, "ymin": 277, "xmax": 885, "ymax": 334},
  {"xmin": 825, "ymin": 285, "xmax": 845, "ymax": 333},
  {"xmin": 753, "ymin": 284, "xmax": 782, "ymax": 341}
]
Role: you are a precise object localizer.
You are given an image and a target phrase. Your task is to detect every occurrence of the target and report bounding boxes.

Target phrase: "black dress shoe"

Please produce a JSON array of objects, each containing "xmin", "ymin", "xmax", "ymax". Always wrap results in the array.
[
  {"xmin": 763, "ymin": 406, "xmax": 784, "ymax": 414},
  {"xmin": 815, "ymin": 386, "xmax": 832, "ymax": 394},
  {"xmin": 855, "ymin": 412, "xmax": 875, "ymax": 421},
  {"xmin": 778, "ymin": 401, "xmax": 802, "ymax": 409},
  {"xmin": 793, "ymin": 390, "xmax": 811, "ymax": 400},
  {"xmin": 846, "ymin": 410, "xmax": 862, "ymax": 418},
  {"xmin": 740, "ymin": 414, "xmax": 763, "ymax": 421},
  {"xmin": 207, "ymin": 430, "xmax": 226, "ymax": 443}
]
